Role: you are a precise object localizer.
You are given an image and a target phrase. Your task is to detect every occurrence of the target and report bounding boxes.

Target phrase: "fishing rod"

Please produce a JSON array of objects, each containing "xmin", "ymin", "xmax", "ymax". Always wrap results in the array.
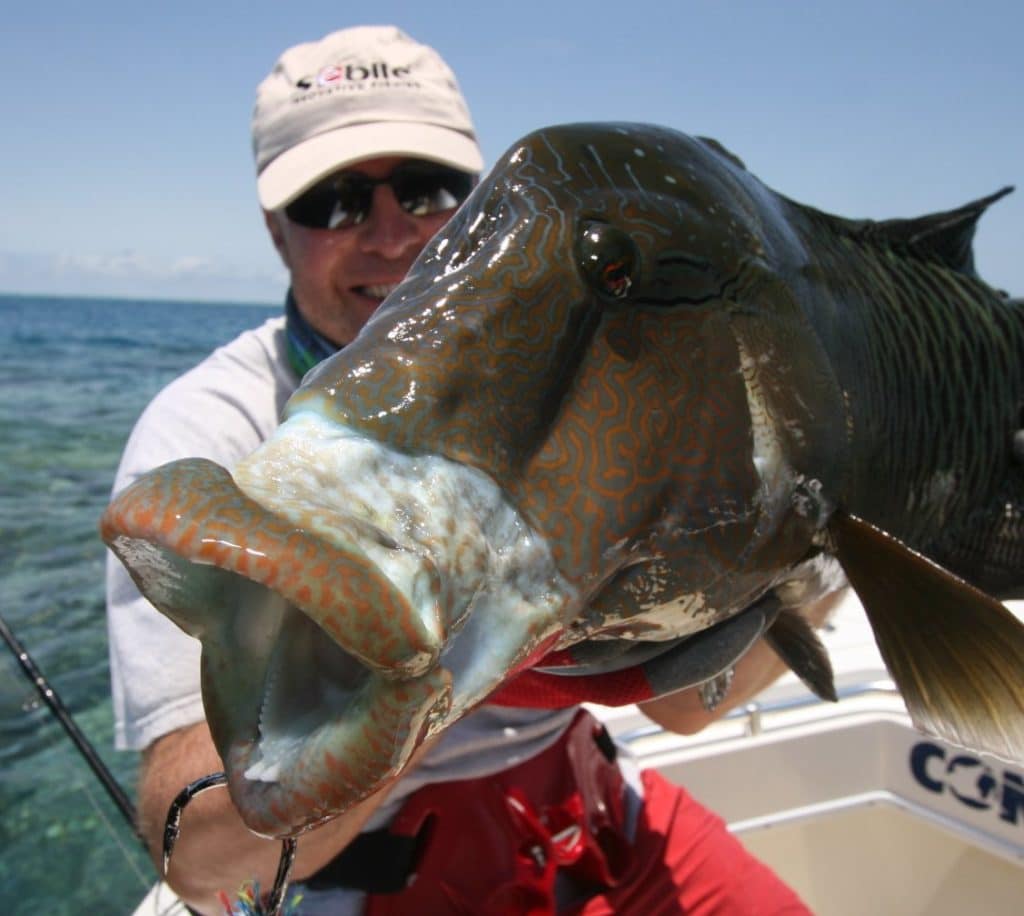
[
  {"xmin": 0, "ymin": 612, "xmax": 216, "ymax": 915},
  {"xmin": 0, "ymin": 610, "xmax": 140, "ymax": 839}
]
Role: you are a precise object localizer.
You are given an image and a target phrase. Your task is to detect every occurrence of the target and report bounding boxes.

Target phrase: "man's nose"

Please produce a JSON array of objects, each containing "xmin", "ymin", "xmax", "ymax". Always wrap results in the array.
[{"xmin": 358, "ymin": 185, "xmax": 422, "ymax": 259}]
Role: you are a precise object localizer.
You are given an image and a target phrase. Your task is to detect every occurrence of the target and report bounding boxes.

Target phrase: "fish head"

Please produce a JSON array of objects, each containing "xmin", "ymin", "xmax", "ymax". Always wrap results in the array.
[
  {"xmin": 102, "ymin": 123, "xmax": 849, "ymax": 837},
  {"xmin": 291, "ymin": 123, "xmax": 849, "ymax": 628}
]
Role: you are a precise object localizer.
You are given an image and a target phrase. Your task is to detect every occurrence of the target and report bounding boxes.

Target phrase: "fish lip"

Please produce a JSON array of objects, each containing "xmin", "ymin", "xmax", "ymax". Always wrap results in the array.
[
  {"xmin": 100, "ymin": 457, "xmax": 446, "ymax": 678},
  {"xmin": 100, "ymin": 457, "xmax": 455, "ymax": 835},
  {"xmin": 231, "ymin": 644, "xmax": 453, "ymax": 837},
  {"xmin": 102, "ymin": 422, "xmax": 582, "ymax": 834}
]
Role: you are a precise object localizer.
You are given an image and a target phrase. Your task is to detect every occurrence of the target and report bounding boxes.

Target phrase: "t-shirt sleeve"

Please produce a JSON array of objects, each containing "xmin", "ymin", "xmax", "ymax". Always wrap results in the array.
[{"xmin": 106, "ymin": 321, "xmax": 293, "ymax": 751}]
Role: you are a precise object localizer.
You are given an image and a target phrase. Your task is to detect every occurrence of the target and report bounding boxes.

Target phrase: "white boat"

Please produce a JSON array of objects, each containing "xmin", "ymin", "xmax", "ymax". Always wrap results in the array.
[
  {"xmin": 135, "ymin": 593, "xmax": 1024, "ymax": 915},
  {"xmin": 594, "ymin": 592, "xmax": 1024, "ymax": 915}
]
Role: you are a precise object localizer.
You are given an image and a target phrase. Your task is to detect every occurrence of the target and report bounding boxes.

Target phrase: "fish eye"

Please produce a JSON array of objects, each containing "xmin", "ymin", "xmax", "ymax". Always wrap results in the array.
[{"xmin": 578, "ymin": 221, "xmax": 639, "ymax": 301}]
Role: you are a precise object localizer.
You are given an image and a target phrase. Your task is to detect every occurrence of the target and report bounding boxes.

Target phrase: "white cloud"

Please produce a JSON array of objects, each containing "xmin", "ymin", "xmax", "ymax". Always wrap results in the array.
[
  {"xmin": 1, "ymin": 249, "xmax": 286, "ymax": 304},
  {"xmin": 169, "ymin": 255, "xmax": 218, "ymax": 277},
  {"xmin": 56, "ymin": 250, "xmax": 245, "ymax": 281}
]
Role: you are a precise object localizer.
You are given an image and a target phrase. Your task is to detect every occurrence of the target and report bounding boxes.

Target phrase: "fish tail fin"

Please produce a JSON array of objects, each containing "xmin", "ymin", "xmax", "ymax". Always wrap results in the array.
[{"xmin": 831, "ymin": 511, "xmax": 1024, "ymax": 763}]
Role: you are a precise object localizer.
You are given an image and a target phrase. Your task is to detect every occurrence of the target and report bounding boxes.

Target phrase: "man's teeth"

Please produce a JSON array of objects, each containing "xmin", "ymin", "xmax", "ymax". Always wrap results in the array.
[{"xmin": 360, "ymin": 284, "xmax": 399, "ymax": 298}]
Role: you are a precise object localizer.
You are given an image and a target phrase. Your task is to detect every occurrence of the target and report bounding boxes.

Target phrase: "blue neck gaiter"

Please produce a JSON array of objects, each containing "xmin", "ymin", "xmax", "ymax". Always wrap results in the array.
[{"xmin": 284, "ymin": 290, "xmax": 342, "ymax": 378}]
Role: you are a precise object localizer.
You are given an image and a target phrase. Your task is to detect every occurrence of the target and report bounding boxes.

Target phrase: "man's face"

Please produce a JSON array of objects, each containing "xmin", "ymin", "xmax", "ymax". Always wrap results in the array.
[{"xmin": 265, "ymin": 156, "xmax": 463, "ymax": 347}]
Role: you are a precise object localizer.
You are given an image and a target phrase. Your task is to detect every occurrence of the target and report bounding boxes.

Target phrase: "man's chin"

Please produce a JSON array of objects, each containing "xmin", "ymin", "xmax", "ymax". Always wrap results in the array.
[{"xmin": 307, "ymin": 297, "xmax": 381, "ymax": 348}]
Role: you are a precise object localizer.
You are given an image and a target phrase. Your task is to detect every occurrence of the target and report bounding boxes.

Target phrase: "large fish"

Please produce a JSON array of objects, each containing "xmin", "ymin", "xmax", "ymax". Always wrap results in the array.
[{"xmin": 102, "ymin": 123, "xmax": 1024, "ymax": 839}]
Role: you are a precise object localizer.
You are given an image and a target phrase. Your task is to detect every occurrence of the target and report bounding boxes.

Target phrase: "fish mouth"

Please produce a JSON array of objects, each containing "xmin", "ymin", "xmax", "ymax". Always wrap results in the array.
[
  {"xmin": 100, "ymin": 412, "xmax": 790, "ymax": 836},
  {"xmin": 102, "ymin": 458, "xmax": 453, "ymax": 836},
  {"xmin": 100, "ymin": 413, "xmax": 572, "ymax": 837}
]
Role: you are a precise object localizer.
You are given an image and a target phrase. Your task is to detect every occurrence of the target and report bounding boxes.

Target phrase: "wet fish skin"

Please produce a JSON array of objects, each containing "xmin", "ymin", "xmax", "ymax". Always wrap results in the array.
[{"xmin": 102, "ymin": 123, "xmax": 1024, "ymax": 837}]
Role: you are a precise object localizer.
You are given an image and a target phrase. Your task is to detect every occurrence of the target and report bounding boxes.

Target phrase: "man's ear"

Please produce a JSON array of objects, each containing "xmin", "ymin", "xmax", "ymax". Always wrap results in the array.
[{"xmin": 263, "ymin": 210, "xmax": 291, "ymax": 268}]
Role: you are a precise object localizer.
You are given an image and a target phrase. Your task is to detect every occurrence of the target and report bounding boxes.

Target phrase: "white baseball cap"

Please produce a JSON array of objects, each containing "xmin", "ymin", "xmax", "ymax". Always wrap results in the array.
[{"xmin": 252, "ymin": 25, "xmax": 483, "ymax": 211}]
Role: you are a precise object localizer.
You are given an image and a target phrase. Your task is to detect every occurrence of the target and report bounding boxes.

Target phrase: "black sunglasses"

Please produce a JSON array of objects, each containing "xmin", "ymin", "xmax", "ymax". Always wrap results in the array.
[{"xmin": 284, "ymin": 160, "xmax": 476, "ymax": 230}]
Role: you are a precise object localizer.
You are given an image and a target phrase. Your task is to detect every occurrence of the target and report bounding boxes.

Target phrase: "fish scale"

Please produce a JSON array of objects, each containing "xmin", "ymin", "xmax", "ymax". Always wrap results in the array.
[{"xmin": 800, "ymin": 211, "xmax": 1024, "ymax": 576}]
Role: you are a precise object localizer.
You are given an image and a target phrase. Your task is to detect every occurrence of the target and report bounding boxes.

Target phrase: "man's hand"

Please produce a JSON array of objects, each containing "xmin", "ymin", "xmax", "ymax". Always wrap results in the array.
[
  {"xmin": 638, "ymin": 591, "xmax": 844, "ymax": 734},
  {"xmin": 138, "ymin": 720, "xmax": 413, "ymax": 914}
]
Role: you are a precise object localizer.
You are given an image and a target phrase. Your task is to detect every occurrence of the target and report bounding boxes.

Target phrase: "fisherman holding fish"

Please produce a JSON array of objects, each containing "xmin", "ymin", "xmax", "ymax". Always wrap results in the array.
[{"xmin": 107, "ymin": 26, "xmax": 838, "ymax": 915}]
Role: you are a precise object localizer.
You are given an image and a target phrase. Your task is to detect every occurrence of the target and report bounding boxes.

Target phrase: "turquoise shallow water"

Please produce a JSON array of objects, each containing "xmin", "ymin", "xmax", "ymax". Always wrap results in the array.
[{"xmin": 0, "ymin": 293, "xmax": 277, "ymax": 915}]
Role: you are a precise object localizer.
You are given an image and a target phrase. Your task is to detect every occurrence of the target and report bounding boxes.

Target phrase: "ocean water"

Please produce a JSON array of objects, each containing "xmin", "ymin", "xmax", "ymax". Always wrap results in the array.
[{"xmin": 0, "ymin": 293, "xmax": 278, "ymax": 915}]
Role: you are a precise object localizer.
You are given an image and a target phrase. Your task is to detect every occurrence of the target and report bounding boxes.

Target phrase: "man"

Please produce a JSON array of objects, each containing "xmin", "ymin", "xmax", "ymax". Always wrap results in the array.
[{"xmin": 108, "ymin": 25, "xmax": 828, "ymax": 915}]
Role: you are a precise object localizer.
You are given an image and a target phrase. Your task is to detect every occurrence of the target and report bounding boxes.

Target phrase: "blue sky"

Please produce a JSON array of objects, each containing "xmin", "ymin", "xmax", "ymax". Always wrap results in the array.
[{"xmin": 2, "ymin": 0, "xmax": 1021, "ymax": 304}]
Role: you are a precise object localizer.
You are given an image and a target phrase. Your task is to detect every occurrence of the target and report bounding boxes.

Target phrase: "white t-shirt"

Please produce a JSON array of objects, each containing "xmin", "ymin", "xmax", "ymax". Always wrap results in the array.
[{"xmin": 105, "ymin": 314, "xmax": 576, "ymax": 818}]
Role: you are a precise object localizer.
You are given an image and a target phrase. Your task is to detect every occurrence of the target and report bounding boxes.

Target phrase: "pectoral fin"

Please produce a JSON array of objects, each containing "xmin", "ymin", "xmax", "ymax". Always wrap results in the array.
[
  {"xmin": 830, "ymin": 511, "xmax": 1024, "ymax": 763},
  {"xmin": 765, "ymin": 607, "xmax": 837, "ymax": 702}
]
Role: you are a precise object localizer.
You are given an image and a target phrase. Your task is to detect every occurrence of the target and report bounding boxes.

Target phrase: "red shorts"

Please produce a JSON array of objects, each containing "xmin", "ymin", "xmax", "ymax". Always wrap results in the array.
[
  {"xmin": 570, "ymin": 767, "xmax": 810, "ymax": 915},
  {"xmin": 342, "ymin": 710, "xmax": 810, "ymax": 915}
]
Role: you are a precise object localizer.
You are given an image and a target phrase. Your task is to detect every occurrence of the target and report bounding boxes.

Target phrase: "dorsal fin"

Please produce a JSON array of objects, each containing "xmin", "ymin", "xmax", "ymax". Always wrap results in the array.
[{"xmin": 852, "ymin": 186, "xmax": 1013, "ymax": 276}]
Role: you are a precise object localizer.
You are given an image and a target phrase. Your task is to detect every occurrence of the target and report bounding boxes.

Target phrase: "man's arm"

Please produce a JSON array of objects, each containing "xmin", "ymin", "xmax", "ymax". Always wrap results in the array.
[
  {"xmin": 138, "ymin": 721, "xmax": 395, "ymax": 915},
  {"xmin": 638, "ymin": 590, "xmax": 844, "ymax": 734}
]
